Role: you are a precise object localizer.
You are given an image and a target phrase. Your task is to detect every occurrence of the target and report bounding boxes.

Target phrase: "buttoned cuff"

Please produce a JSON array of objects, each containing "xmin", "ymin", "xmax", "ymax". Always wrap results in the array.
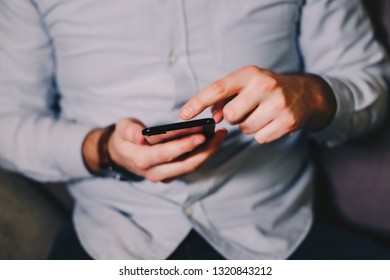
[
  {"xmin": 309, "ymin": 76, "xmax": 354, "ymax": 147},
  {"xmin": 51, "ymin": 121, "xmax": 95, "ymax": 181}
]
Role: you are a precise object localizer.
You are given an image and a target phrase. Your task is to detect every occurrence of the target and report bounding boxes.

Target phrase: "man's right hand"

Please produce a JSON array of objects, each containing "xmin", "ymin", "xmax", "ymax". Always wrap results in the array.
[{"xmin": 82, "ymin": 118, "xmax": 227, "ymax": 183}]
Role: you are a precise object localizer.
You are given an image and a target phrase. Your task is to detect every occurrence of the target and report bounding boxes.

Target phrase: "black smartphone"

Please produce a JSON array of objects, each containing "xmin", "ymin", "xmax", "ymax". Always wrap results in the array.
[{"xmin": 142, "ymin": 118, "xmax": 215, "ymax": 144}]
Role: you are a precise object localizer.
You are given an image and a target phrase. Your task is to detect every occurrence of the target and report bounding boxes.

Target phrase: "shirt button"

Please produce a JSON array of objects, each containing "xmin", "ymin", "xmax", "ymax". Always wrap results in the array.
[
  {"xmin": 169, "ymin": 54, "xmax": 178, "ymax": 64},
  {"xmin": 185, "ymin": 207, "xmax": 193, "ymax": 217}
]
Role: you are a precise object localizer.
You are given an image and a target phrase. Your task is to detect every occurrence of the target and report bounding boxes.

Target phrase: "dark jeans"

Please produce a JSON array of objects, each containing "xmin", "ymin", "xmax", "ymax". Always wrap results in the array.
[
  {"xmin": 48, "ymin": 220, "xmax": 390, "ymax": 260},
  {"xmin": 47, "ymin": 221, "xmax": 224, "ymax": 260}
]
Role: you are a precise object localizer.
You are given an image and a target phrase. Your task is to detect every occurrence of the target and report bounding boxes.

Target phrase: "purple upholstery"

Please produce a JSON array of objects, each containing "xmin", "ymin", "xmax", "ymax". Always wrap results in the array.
[
  {"xmin": 319, "ymin": 126, "xmax": 390, "ymax": 233},
  {"xmin": 318, "ymin": 0, "xmax": 390, "ymax": 234},
  {"xmin": 40, "ymin": 182, "xmax": 73, "ymax": 212},
  {"xmin": 364, "ymin": 0, "xmax": 390, "ymax": 51}
]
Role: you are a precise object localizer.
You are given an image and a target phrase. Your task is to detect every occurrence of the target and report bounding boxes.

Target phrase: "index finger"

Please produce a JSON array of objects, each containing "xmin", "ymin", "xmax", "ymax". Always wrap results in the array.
[
  {"xmin": 179, "ymin": 69, "xmax": 247, "ymax": 120},
  {"xmin": 140, "ymin": 133, "xmax": 206, "ymax": 167}
]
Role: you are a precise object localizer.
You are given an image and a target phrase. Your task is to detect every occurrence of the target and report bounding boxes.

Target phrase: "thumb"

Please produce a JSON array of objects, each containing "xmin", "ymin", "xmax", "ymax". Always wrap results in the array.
[{"xmin": 116, "ymin": 118, "xmax": 146, "ymax": 145}]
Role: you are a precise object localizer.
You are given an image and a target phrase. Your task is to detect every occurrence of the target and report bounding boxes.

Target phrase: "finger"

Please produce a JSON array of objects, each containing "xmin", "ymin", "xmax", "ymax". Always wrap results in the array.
[
  {"xmin": 137, "ymin": 133, "xmax": 207, "ymax": 169},
  {"xmin": 180, "ymin": 70, "xmax": 251, "ymax": 120},
  {"xmin": 222, "ymin": 87, "xmax": 262, "ymax": 125},
  {"xmin": 253, "ymin": 114, "xmax": 296, "ymax": 144},
  {"xmin": 117, "ymin": 118, "xmax": 146, "ymax": 144},
  {"xmin": 211, "ymin": 101, "xmax": 227, "ymax": 124},
  {"xmin": 146, "ymin": 129, "xmax": 227, "ymax": 182},
  {"xmin": 211, "ymin": 95, "xmax": 237, "ymax": 123},
  {"xmin": 238, "ymin": 94, "xmax": 281, "ymax": 134},
  {"xmin": 144, "ymin": 129, "xmax": 227, "ymax": 182}
]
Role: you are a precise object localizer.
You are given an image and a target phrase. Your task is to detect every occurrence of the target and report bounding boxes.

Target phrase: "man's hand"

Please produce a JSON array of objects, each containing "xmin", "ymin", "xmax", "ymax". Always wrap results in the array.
[
  {"xmin": 180, "ymin": 66, "xmax": 336, "ymax": 144},
  {"xmin": 82, "ymin": 118, "xmax": 227, "ymax": 182}
]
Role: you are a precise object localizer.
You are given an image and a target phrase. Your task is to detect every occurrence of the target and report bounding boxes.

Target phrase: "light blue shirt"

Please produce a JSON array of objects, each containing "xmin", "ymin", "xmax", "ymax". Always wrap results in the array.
[{"xmin": 0, "ymin": 0, "xmax": 388, "ymax": 259}]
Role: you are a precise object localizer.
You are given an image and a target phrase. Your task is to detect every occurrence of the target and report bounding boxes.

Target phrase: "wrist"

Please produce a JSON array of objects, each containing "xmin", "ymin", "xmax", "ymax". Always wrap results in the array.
[
  {"xmin": 302, "ymin": 74, "xmax": 337, "ymax": 131},
  {"xmin": 82, "ymin": 124, "xmax": 143, "ymax": 181},
  {"xmin": 82, "ymin": 124, "xmax": 117, "ymax": 175},
  {"xmin": 82, "ymin": 128, "xmax": 104, "ymax": 175}
]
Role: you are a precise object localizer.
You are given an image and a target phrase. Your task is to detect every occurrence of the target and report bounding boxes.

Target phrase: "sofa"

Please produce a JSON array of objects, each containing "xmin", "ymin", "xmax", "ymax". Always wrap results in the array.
[{"xmin": 314, "ymin": 0, "xmax": 390, "ymax": 240}]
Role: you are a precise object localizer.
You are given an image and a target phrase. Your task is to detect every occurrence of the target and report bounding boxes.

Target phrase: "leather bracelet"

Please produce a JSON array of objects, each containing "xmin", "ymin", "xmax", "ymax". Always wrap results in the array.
[
  {"xmin": 97, "ymin": 124, "xmax": 116, "ymax": 170},
  {"xmin": 97, "ymin": 124, "xmax": 143, "ymax": 182}
]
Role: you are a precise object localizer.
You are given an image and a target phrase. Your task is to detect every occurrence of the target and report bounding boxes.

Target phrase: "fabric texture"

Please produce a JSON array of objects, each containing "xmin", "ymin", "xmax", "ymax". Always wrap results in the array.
[{"xmin": 0, "ymin": 0, "xmax": 388, "ymax": 259}]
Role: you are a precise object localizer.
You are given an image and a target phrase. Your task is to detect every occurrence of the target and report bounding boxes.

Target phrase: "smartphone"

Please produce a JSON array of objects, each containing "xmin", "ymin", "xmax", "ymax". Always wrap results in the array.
[{"xmin": 142, "ymin": 118, "xmax": 215, "ymax": 145}]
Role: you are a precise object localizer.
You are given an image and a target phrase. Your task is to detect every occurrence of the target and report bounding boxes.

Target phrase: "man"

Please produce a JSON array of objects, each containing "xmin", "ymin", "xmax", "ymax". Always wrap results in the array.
[{"xmin": 0, "ymin": 0, "xmax": 389, "ymax": 259}]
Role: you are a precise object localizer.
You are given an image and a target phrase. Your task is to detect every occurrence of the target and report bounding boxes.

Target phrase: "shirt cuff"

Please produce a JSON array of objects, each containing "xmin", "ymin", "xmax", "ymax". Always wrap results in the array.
[
  {"xmin": 309, "ymin": 76, "xmax": 354, "ymax": 146},
  {"xmin": 50, "ymin": 121, "xmax": 96, "ymax": 181}
]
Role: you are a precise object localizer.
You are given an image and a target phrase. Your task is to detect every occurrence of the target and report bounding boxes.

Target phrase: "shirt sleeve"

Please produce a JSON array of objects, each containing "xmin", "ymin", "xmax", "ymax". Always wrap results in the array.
[
  {"xmin": 299, "ymin": 0, "xmax": 390, "ymax": 146},
  {"xmin": 0, "ymin": 0, "xmax": 94, "ymax": 182}
]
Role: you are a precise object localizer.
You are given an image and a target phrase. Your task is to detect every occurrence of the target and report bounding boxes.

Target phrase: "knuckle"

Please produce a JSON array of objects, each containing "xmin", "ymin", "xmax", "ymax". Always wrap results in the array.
[
  {"xmin": 181, "ymin": 140, "xmax": 195, "ymax": 153},
  {"xmin": 223, "ymin": 105, "xmax": 237, "ymax": 123},
  {"xmin": 254, "ymin": 133, "xmax": 267, "ymax": 144},
  {"xmin": 146, "ymin": 173, "xmax": 162, "ymax": 183},
  {"xmin": 210, "ymin": 80, "xmax": 226, "ymax": 96},
  {"xmin": 273, "ymin": 95, "xmax": 287, "ymax": 111},
  {"xmin": 242, "ymin": 65, "xmax": 261, "ymax": 75},
  {"xmin": 120, "ymin": 119, "xmax": 133, "ymax": 131},
  {"xmin": 116, "ymin": 118, "xmax": 128, "ymax": 129},
  {"xmin": 191, "ymin": 95, "xmax": 205, "ymax": 109},
  {"xmin": 114, "ymin": 122, "xmax": 127, "ymax": 138},
  {"xmin": 183, "ymin": 162, "xmax": 197, "ymax": 174},
  {"xmin": 239, "ymin": 123, "xmax": 253, "ymax": 134},
  {"xmin": 158, "ymin": 149, "xmax": 174, "ymax": 162},
  {"xmin": 261, "ymin": 76, "xmax": 279, "ymax": 92},
  {"xmin": 283, "ymin": 115, "xmax": 298, "ymax": 130},
  {"xmin": 134, "ymin": 159, "xmax": 149, "ymax": 171}
]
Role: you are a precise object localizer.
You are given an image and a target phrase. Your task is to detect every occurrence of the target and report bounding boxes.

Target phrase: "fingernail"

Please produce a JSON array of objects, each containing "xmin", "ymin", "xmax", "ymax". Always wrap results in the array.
[{"xmin": 180, "ymin": 107, "xmax": 192, "ymax": 119}]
